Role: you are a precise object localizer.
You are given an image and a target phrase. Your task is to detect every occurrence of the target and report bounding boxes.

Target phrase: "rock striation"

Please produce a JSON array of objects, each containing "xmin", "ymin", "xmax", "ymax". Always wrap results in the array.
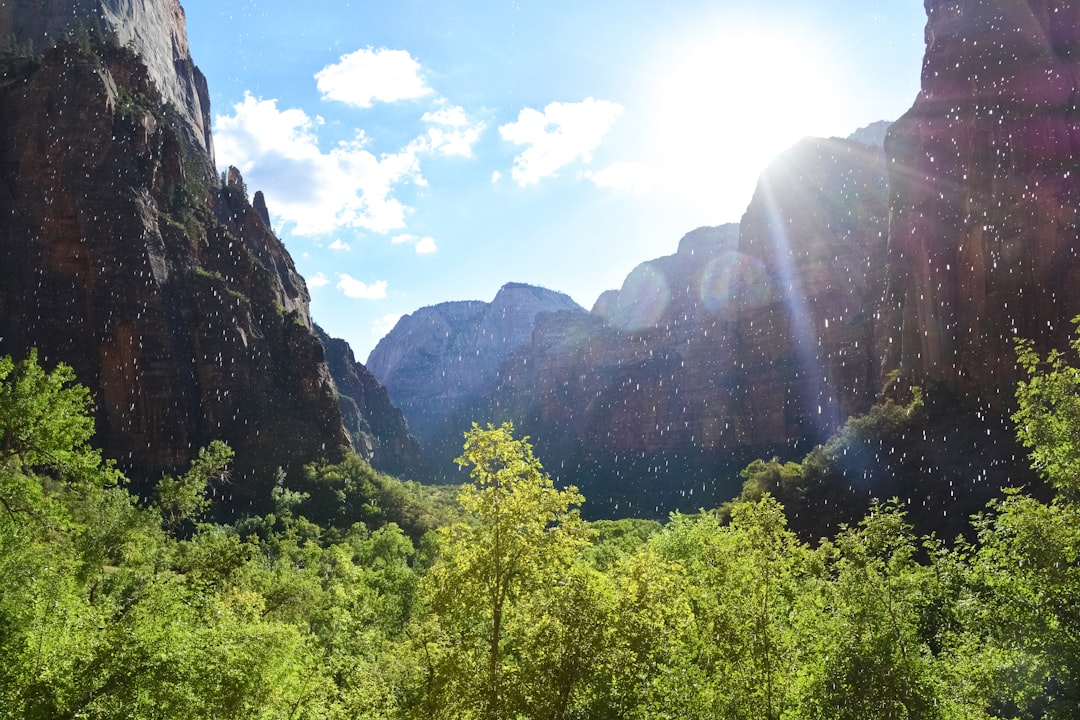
[
  {"xmin": 883, "ymin": 0, "xmax": 1080, "ymax": 400},
  {"xmin": 0, "ymin": 5, "xmax": 415, "ymax": 509}
]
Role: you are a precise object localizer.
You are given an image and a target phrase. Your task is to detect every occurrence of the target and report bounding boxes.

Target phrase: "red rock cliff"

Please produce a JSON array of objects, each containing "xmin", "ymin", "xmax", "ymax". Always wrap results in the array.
[
  {"xmin": 415, "ymin": 137, "xmax": 892, "ymax": 515},
  {"xmin": 884, "ymin": 0, "xmax": 1080, "ymax": 399}
]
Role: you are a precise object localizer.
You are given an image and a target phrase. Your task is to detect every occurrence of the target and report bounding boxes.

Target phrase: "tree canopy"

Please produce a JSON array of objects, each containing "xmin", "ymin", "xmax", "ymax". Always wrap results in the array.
[{"xmin": 2, "ymin": 339, "xmax": 1080, "ymax": 718}]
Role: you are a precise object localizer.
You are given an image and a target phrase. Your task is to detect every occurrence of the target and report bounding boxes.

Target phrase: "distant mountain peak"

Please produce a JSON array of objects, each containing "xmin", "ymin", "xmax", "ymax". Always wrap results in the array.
[
  {"xmin": 365, "ymin": 284, "xmax": 586, "ymax": 462},
  {"xmin": 845, "ymin": 120, "xmax": 892, "ymax": 149}
]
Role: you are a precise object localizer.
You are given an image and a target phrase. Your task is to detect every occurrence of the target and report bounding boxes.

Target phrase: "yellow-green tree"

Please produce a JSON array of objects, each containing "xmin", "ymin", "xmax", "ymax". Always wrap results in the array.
[
  {"xmin": 651, "ymin": 497, "xmax": 815, "ymax": 720},
  {"xmin": 797, "ymin": 502, "xmax": 948, "ymax": 720},
  {"xmin": 942, "ymin": 323, "xmax": 1080, "ymax": 718},
  {"xmin": 417, "ymin": 422, "xmax": 587, "ymax": 718}
]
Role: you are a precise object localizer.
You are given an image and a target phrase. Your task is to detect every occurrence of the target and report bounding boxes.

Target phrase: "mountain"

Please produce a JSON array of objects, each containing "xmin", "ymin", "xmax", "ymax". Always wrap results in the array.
[
  {"xmin": 846, "ymin": 120, "xmax": 891, "ymax": 149},
  {"xmin": 0, "ymin": 1, "xmax": 414, "ymax": 508},
  {"xmin": 372, "ymin": 0, "xmax": 1080, "ymax": 524},
  {"xmin": 3, "ymin": 0, "xmax": 1075, "ymax": 526},
  {"xmin": 507, "ymin": 137, "xmax": 891, "ymax": 516},
  {"xmin": 366, "ymin": 283, "xmax": 588, "ymax": 476},
  {"xmin": 0, "ymin": 0, "xmax": 213, "ymax": 155},
  {"xmin": 368, "ymin": 136, "xmax": 891, "ymax": 515}
]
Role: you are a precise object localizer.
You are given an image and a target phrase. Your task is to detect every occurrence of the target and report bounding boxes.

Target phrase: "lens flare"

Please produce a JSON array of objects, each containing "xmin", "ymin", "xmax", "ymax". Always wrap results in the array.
[{"xmin": 700, "ymin": 251, "xmax": 770, "ymax": 315}]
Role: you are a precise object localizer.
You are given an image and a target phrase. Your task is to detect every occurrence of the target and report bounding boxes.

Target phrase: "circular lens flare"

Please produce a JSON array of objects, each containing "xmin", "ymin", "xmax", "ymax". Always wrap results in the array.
[{"xmin": 700, "ymin": 251, "xmax": 770, "ymax": 315}]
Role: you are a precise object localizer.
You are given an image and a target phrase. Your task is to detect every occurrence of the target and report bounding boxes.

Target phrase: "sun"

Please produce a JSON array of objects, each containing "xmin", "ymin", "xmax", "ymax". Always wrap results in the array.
[{"xmin": 646, "ymin": 23, "xmax": 845, "ymax": 221}]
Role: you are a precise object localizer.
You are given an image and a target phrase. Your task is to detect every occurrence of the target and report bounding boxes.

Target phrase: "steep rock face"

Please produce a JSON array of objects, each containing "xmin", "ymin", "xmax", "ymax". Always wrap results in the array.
[
  {"xmin": 366, "ymin": 283, "xmax": 587, "ymax": 473},
  {"xmin": 0, "ymin": 0, "xmax": 213, "ymax": 155},
  {"xmin": 884, "ymin": 0, "xmax": 1080, "ymax": 399},
  {"xmin": 593, "ymin": 224, "xmax": 741, "ymax": 333},
  {"xmin": 847, "ymin": 120, "xmax": 892, "ymax": 149},
  {"xmin": 0, "ymin": 36, "xmax": 349, "ymax": 507},
  {"xmin": 365, "ymin": 299, "xmax": 487, "ymax": 447},
  {"xmin": 315, "ymin": 326, "xmax": 425, "ymax": 480}
]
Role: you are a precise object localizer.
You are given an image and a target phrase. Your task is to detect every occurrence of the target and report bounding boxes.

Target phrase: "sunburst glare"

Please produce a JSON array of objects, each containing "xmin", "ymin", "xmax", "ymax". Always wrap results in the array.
[{"xmin": 646, "ymin": 22, "xmax": 845, "ymax": 222}]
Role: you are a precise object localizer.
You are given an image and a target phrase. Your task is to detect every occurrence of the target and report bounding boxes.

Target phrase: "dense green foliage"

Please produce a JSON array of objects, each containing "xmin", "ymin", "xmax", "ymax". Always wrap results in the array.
[
  {"xmin": 735, "ymin": 391, "xmax": 929, "ymax": 540},
  {"xmin": 3, "ymin": 336, "xmax": 1080, "ymax": 718},
  {"xmin": 1014, "ymin": 319, "xmax": 1080, "ymax": 497}
]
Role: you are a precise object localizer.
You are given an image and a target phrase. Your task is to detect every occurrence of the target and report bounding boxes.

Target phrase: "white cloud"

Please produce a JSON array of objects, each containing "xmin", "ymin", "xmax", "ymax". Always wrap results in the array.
[
  {"xmin": 418, "ymin": 124, "xmax": 485, "ymax": 158},
  {"xmin": 585, "ymin": 161, "xmax": 656, "ymax": 193},
  {"xmin": 337, "ymin": 274, "xmax": 388, "ymax": 299},
  {"xmin": 372, "ymin": 313, "xmax": 403, "ymax": 338},
  {"xmin": 315, "ymin": 47, "xmax": 432, "ymax": 108},
  {"xmin": 499, "ymin": 98, "xmax": 623, "ymax": 186},
  {"xmin": 215, "ymin": 94, "xmax": 486, "ymax": 236},
  {"xmin": 491, "ymin": 170, "xmax": 503, "ymax": 185},
  {"xmin": 392, "ymin": 234, "xmax": 438, "ymax": 254},
  {"xmin": 415, "ymin": 104, "xmax": 485, "ymax": 158},
  {"xmin": 214, "ymin": 93, "xmax": 423, "ymax": 235},
  {"xmin": 307, "ymin": 271, "xmax": 330, "ymax": 288},
  {"xmin": 422, "ymin": 105, "xmax": 469, "ymax": 126},
  {"xmin": 328, "ymin": 239, "xmax": 351, "ymax": 251}
]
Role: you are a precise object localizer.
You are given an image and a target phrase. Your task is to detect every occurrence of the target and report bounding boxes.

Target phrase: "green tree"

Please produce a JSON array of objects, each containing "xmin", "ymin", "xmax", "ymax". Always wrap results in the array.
[
  {"xmin": 0, "ymin": 353, "xmax": 333, "ymax": 719},
  {"xmin": 0, "ymin": 351, "xmax": 118, "ymax": 526},
  {"xmin": 1014, "ymin": 320, "xmax": 1080, "ymax": 496},
  {"xmin": 651, "ymin": 497, "xmax": 814, "ymax": 720},
  {"xmin": 797, "ymin": 502, "xmax": 948, "ymax": 720},
  {"xmin": 956, "ymin": 492, "xmax": 1080, "ymax": 718},
  {"xmin": 154, "ymin": 440, "xmax": 233, "ymax": 533},
  {"xmin": 510, "ymin": 560, "xmax": 616, "ymax": 718},
  {"xmin": 0, "ymin": 350, "xmax": 110, "ymax": 483},
  {"xmin": 417, "ymin": 422, "xmax": 587, "ymax": 718},
  {"xmin": 932, "ymin": 321, "xmax": 1080, "ymax": 718}
]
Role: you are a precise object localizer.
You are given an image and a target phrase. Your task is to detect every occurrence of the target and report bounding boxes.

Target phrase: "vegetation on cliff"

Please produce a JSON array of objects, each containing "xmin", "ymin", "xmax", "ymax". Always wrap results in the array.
[{"xmin": 2, "ymin": 326, "xmax": 1080, "ymax": 718}]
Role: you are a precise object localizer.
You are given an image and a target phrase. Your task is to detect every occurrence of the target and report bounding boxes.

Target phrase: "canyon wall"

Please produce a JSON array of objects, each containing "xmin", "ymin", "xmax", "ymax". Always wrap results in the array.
[
  {"xmin": 0, "ymin": 0, "xmax": 213, "ymax": 155},
  {"xmin": 366, "ymin": 283, "xmax": 587, "ymax": 475},
  {"xmin": 883, "ymin": 0, "xmax": 1080, "ymax": 399}
]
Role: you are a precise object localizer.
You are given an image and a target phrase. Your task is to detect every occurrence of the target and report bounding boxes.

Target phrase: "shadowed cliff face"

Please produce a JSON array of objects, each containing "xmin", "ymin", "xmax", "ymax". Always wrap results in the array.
[
  {"xmin": 515, "ymin": 138, "xmax": 890, "ymax": 516},
  {"xmin": 315, "ymin": 326, "xmax": 426, "ymax": 480},
  {"xmin": 884, "ymin": 0, "xmax": 1080, "ymax": 399},
  {"xmin": 737, "ymin": 138, "xmax": 891, "ymax": 436},
  {"xmin": 0, "ymin": 38, "xmax": 353, "ymax": 509}
]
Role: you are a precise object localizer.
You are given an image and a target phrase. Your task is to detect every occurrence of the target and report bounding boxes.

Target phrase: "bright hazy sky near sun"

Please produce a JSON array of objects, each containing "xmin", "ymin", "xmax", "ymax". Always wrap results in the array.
[{"xmin": 182, "ymin": 0, "xmax": 927, "ymax": 361}]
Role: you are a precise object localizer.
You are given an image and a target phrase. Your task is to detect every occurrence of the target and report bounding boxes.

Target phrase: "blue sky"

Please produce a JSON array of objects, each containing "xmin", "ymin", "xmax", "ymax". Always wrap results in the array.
[{"xmin": 182, "ymin": 0, "xmax": 926, "ymax": 361}]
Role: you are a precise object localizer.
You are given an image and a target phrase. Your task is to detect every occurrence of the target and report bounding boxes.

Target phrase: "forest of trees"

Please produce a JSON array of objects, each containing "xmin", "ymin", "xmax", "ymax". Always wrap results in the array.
[{"xmin": 3, "ymin": 325, "xmax": 1080, "ymax": 719}]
